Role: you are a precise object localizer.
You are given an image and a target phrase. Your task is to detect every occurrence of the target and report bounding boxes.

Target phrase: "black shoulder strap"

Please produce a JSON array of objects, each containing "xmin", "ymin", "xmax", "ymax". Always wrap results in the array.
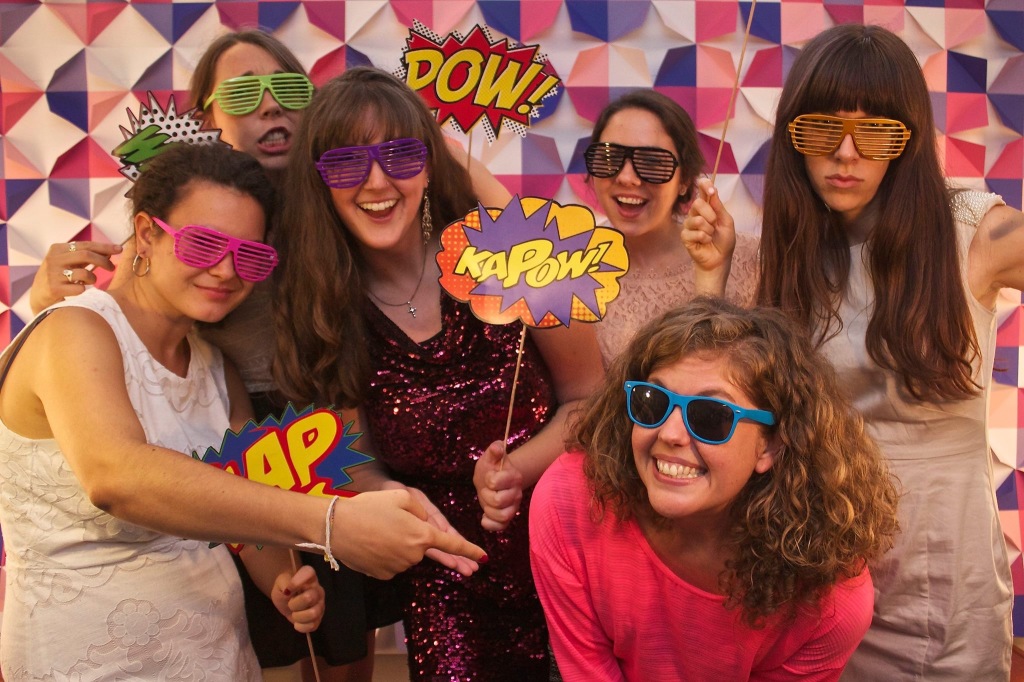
[{"xmin": 0, "ymin": 309, "xmax": 56, "ymax": 390}]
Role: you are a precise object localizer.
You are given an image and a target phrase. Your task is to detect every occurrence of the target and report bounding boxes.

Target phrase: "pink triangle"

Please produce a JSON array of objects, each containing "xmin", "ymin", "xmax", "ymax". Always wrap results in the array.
[
  {"xmin": 742, "ymin": 47, "xmax": 781, "ymax": 88},
  {"xmin": 990, "ymin": 139, "xmax": 1023, "ymax": 179},
  {"xmin": 997, "ymin": 308, "xmax": 1023, "ymax": 345},
  {"xmin": 521, "ymin": 2, "xmax": 561, "ymax": 43},
  {"xmin": 941, "ymin": 136, "xmax": 986, "ymax": 177},
  {"xmin": 566, "ymin": 46, "xmax": 611, "ymax": 88},
  {"xmin": 431, "ymin": 2, "xmax": 476, "ymax": 36},
  {"xmin": 946, "ymin": 93, "xmax": 988, "ymax": 135},
  {"xmin": 921, "ymin": 52, "xmax": 947, "ymax": 93},
  {"xmin": 2, "ymin": 140, "xmax": 45, "ymax": 180},
  {"xmin": 2, "ymin": 92, "xmax": 44, "ymax": 134},
  {"xmin": 305, "ymin": 2, "xmax": 346, "ymax": 40},
  {"xmin": 696, "ymin": 46, "xmax": 735, "ymax": 89},
  {"xmin": 49, "ymin": 3, "xmax": 126, "ymax": 45},
  {"xmin": 51, "ymin": 138, "xmax": 121, "ymax": 179},
  {"xmin": 945, "ymin": 8, "xmax": 987, "ymax": 48},
  {"xmin": 390, "ymin": 2, "xmax": 436, "ymax": 30},
  {"xmin": 1010, "ymin": 552, "xmax": 1024, "ymax": 589},
  {"xmin": 90, "ymin": 91, "xmax": 132, "ymax": 135},
  {"xmin": 311, "ymin": 47, "xmax": 349, "ymax": 87},
  {"xmin": 695, "ymin": 2, "xmax": 737, "ymax": 43},
  {"xmin": 216, "ymin": 3, "xmax": 259, "ymax": 31}
]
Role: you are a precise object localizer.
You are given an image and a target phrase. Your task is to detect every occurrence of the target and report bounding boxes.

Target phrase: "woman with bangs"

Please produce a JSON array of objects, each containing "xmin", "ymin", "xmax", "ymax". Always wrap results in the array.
[
  {"xmin": 686, "ymin": 23, "xmax": 1024, "ymax": 679},
  {"xmin": 530, "ymin": 298, "xmax": 899, "ymax": 681},
  {"xmin": 273, "ymin": 66, "xmax": 603, "ymax": 680}
]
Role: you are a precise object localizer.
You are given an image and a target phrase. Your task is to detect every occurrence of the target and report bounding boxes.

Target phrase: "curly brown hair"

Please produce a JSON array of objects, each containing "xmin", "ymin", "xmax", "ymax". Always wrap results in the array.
[{"xmin": 571, "ymin": 297, "xmax": 900, "ymax": 625}]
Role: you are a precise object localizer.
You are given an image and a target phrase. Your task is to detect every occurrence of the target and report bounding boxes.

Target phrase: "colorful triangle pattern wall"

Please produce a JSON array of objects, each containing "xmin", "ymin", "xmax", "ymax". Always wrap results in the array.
[{"xmin": 1, "ymin": 0, "xmax": 1023, "ymax": 632}]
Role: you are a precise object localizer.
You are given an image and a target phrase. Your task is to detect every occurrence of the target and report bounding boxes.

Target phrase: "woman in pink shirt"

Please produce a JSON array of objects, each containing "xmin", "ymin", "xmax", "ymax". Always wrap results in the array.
[{"xmin": 530, "ymin": 298, "xmax": 900, "ymax": 681}]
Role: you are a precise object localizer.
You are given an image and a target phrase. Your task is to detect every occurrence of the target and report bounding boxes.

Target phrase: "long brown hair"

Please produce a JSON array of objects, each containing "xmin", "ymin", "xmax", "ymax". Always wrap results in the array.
[
  {"xmin": 757, "ymin": 24, "xmax": 979, "ymax": 401},
  {"xmin": 272, "ymin": 67, "xmax": 476, "ymax": 407},
  {"xmin": 572, "ymin": 297, "xmax": 900, "ymax": 624}
]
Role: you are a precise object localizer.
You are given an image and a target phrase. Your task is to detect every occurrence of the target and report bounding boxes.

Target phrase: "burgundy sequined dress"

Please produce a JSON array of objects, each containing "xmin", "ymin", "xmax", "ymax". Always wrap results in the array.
[{"xmin": 363, "ymin": 292, "xmax": 555, "ymax": 681}]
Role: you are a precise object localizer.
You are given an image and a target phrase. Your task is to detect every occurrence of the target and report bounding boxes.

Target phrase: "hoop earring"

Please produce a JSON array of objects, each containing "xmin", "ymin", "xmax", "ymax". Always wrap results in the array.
[
  {"xmin": 421, "ymin": 190, "xmax": 433, "ymax": 244},
  {"xmin": 132, "ymin": 254, "xmax": 151, "ymax": 277}
]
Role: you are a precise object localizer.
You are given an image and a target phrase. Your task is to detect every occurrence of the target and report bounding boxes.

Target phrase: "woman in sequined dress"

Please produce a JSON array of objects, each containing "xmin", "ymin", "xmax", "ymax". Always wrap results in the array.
[
  {"xmin": 273, "ymin": 67, "xmax": 604, "ymax": 681},
  {"xmin": 584, "ymin": 90, "xmax": 759, "ymax": 365},
  {"xmin": 687, "ymin": 24, "xmax": 1024, "ymax": 680}
]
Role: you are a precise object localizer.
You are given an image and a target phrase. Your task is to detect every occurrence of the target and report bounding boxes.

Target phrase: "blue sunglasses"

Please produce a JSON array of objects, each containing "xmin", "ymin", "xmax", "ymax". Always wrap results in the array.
[{"xmin": 624, "ymin": 381, "xmax": 776, "ymax": 445}]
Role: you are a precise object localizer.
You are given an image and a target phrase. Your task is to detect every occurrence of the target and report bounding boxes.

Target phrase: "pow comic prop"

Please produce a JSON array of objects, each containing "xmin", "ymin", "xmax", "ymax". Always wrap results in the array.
[
  {"xmin": 194, "ymin": 403, "xmax": 372, "ymax": 553},
  {"xmin": 400, "ymin": 21, "xmax": 560, "ymax": 142},
  {"xmin": 438, "ymin": 195, "xmax": 628, "ymax": 449},
  {"xmin": 112, "ymin": 92, "xmax": 223, "ymax": 182}
]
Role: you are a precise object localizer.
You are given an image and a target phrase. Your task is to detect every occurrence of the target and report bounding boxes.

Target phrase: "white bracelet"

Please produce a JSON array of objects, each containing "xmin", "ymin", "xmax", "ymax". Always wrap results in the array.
[{"xmin": 296, "ymin": 495, "xmax": 341, "ymax": 571}]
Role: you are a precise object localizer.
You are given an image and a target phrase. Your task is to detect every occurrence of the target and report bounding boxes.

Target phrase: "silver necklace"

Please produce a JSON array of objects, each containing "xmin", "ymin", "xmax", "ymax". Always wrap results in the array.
[{"xmin": 366, "ymin": 249, "xmax": 428, "ymax": 318}]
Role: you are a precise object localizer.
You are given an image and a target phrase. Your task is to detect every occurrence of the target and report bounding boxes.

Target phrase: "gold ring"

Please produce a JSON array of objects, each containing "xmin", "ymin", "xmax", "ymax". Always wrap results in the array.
[
  {"xmin": 68, "ymin": 242, "xmax": 77, "ymax": 252},
  {"xmin": 62, "ymin": 268, "xmax": 74, "ymax": 283}
]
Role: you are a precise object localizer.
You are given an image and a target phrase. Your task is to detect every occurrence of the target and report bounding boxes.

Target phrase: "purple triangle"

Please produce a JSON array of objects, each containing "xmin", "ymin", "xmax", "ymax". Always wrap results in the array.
[
  {"xmin": 522, "ymin": 135, "xmax": 564, "ymax": 175},
  {"xmin": 48, "ymin": 179, "xmax": 91, "ymax": 219},
  {"xmin": 6, "ymin": 179, "xmax": 44, "ymax": 218},
  {"xmin": 986, "ymin": 179, "xmax": 1023, "ymax": 215},
  {"xmin": 742, "ymin": 2, "xmax": 780, "ymax": 44},
  {"xmin": 0, "ymin": 4, "xmax": 38, "ymax": 45},
  {"xmin": 993, "ymin": 346, "xmax": 1020, "ymax": 387},
  {"xmin": 134, "ymin": 49, "xmax": 175, "ymax": 93},
  {"xmin": 606, "ymin": 1, "xmax": 649, "ymax": 42},
  {"xmin": 48, "ymin": 50, "xmax": 88, "ymax": 92},
  {"xmin": 133, "ymin": 4, "xmax": 174, "ymax": 43},
  {"xmin": 259, "ymin": 2, "xmax": 301, "ymax": 32},
  {"xmin": 947, "ymin": 51, "xmax": 987, "ymax": 94},
  {"xmin": 988, "ymin": 10, "xmax": 1024, "ymax": 51},
  {"xmin": 346, "ymin": 45, "xmax": 373, "ymax": 70},
  {"xmin": 566, "ymin": 1, "xmax": 610, "ymax": 41},
  {"xmin": 478, "ymin": 0, "xmax": 522, "ymax": 41},
  {"xmin": 567, "ymin": 136, "xmax": 591, "ymax": 176},
  {"xmin": 656, "ymin": 46, "xmax": 697, "ymax": 87},
  {"xmin": 46, "ymin": 91, "xmax": 89, "ymax": 132},
  {"xmin": 990, "ymin": 94, "xmax": 1024, "ymax": 135},
  {"xmin": 0, "ymin": 223, "xmax": 6, "ymax": 266},
  {"xmin": 174, "ymin": 3, "xmax": 212, "ymax": 42}
]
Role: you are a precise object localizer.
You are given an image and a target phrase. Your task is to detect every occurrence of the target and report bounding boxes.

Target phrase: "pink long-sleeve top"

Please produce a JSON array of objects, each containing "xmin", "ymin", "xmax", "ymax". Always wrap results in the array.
[{"xmin": 529, "ymin": 452, "xmax": 875, "ymax": 682}]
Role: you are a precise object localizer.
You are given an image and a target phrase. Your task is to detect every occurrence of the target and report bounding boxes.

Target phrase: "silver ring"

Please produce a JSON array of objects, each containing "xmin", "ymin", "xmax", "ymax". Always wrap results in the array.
[
  {"xmin": 62, "ymin": 268, "xmax": 74, "ymax": 283},
  {"xmin": 68, "ymin": 242, "xmax": 77, "ymax": 252}
]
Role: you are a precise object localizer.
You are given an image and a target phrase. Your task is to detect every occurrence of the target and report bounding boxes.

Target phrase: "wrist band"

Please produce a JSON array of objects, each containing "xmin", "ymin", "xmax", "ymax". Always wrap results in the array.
[{"xmin": 296, "ymin": 495, "xmax": 341, "ymax": 571}]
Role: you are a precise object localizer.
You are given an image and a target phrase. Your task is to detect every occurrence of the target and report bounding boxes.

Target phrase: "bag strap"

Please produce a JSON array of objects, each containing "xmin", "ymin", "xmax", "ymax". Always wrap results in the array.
[{"xmin": 0, "ymin": 309, "xmax": 56, "ymax": 390}]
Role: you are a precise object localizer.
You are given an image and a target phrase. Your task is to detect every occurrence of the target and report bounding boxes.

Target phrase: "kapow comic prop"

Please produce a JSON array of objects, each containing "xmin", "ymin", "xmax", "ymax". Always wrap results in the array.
[
  {"xmin": 437, "ymin": 195, "xmax": 627, "ymax": 451},
  {"xmin": 195, "ymin": 404, "xmax": 372, "ymax": 553},
  {"xmin": 438, "ymin": 195, "xmax": 627, "ymax": 327},
  {"xmin": 112, "ymin": 92, "xmax": 222, "ymax": 182},
  {"xmin": 400, "ymin": 21, "xmax": 560, "ymax": 142}
]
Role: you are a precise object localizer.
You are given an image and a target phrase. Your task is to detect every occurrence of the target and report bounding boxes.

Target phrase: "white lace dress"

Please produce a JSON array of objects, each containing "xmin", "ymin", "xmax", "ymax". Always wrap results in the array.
[{"xmin": 0, "ymin": 288, "xmax": 260, "ymax": 681}]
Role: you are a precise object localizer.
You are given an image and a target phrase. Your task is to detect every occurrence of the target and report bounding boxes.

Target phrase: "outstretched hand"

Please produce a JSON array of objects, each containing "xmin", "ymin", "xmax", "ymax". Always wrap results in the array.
[
  {"xmin": 682, "ymin": 178, "xmax": 736, "ymax": 294},
  {"xmin": 271, "ymin": 564, "xmax": 326, "ymax": 634},
  {"xmin": 30, "ymin": 240, "xmax": 126, "ymax": 314},
  {"xmin": 330, "ymin": 488, "xmax": 486, "ymax": 580},
  {"xmin": 473, "ymin": 440, "xmax": 524, "ymax": 533}
]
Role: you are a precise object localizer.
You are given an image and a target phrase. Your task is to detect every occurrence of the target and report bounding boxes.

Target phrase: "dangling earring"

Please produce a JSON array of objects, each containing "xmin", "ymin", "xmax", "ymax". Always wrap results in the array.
[
  {"xmin": 421, "ymin": 189, "xmax": 433, "ymax": 244},
  {"xmin": 132, "ymin": 254, "xmax": 151, "ymax": 277}
]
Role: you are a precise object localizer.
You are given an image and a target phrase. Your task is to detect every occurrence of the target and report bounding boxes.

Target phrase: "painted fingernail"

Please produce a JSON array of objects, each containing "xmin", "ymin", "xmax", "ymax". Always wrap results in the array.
[
  {"xmin": 283, "ymin": 588, "xmax": 292, "ymax": 596},
  {"xmin": 478, "ymin": 554, "xmax": 489, "ymax": 565}
]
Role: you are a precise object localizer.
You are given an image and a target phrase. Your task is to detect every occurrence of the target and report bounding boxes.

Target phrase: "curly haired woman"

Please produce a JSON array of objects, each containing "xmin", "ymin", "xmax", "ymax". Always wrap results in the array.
[{"xmin": 530, "ymin": 298, "xmax": 900, "ymax": 681}]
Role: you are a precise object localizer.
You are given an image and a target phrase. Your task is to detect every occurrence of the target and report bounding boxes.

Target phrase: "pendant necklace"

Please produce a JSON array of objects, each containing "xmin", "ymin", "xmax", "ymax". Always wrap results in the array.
[{"xmin": 366, "ymin": 248, "xmax": 428, "ymax": 318}]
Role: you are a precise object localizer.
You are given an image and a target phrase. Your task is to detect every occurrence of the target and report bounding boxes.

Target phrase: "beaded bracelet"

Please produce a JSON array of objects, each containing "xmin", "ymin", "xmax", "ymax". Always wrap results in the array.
[{"xmin": 296, "ymin": 495, "xmax": 341, "ymax": 571}]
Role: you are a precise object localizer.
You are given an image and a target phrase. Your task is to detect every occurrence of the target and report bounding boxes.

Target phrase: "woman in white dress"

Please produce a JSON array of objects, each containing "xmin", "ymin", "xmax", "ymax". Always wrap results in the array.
[
  {"xmin": 686, "ymin": 23, "xmax": 1024, "ymax": 681},
  {"xmin": 0, "ymin": 143, "xmax": 484, "ymax": 680}
]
